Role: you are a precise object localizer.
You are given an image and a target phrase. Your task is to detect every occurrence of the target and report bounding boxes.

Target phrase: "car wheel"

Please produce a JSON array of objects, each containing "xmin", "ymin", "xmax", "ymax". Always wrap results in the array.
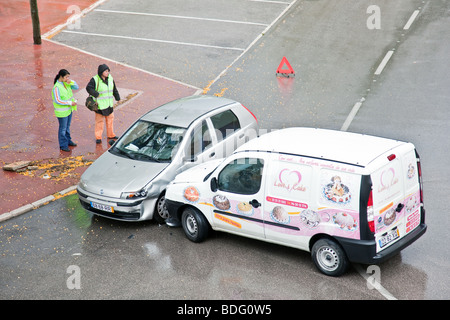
[
  {"xmin": 181, "ymin": 207, "xmax": 209, "ymax": 243},
  {"xmin": 154, "ymin": 193, "xmax": 169, "ymax": 224},
  {"xmin": 311, "ymin": 238, "xmax": 349, "ymax": 277}
]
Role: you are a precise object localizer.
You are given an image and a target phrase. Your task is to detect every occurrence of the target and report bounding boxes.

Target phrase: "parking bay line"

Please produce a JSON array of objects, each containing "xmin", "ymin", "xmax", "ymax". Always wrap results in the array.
[
  {"xmin": 62, "ymin": 30, "xmax": 246, "ymax": 51},
  {"xmin": 94, "ymin": 9, "xmax": 269, "ymax": 27}
]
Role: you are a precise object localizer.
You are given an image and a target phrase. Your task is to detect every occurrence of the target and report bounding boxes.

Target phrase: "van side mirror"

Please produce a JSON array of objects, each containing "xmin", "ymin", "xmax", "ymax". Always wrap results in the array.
[{"xmin": 210, "ymin": 177, "xmax": 218, "ymax": 192}]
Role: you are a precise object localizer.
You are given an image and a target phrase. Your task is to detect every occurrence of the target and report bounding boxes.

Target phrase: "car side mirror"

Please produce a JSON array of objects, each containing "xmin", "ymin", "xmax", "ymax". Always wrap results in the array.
[{"xmin": 210, "ymin": 177, "xmax": 218, "ymax": 192}]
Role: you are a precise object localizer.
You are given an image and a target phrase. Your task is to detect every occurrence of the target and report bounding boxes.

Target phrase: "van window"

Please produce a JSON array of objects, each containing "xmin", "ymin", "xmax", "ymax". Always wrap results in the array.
[
  {"xmin": 210, "ymin": 110, "xmax": 240, "ymax": 141},
  {"xmin": 218, "ymin": 158, "xmax": 264, "ymax": 195}
]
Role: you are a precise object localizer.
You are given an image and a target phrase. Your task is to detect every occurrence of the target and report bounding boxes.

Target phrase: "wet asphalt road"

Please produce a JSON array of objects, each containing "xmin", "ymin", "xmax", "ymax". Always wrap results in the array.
[{"xmin": 1, "ymin": 0, "xmax": 449, "ymax": 300}]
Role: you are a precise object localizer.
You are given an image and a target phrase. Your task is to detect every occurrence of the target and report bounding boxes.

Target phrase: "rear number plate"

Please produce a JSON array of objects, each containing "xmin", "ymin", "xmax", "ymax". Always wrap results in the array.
[
  {"xmin": 91, "ymin": 202, "xmax": 114, "ymax": 213},
  {"xmin": 379, "ymin": 228, "xmax": 399, "ymax": 248}
]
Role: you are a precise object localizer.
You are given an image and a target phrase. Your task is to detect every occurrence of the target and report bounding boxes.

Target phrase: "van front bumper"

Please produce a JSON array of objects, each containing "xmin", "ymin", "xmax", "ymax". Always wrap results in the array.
[{"xmin": 336, "ymin": 222, "xmax": 427, "ymax": 265}]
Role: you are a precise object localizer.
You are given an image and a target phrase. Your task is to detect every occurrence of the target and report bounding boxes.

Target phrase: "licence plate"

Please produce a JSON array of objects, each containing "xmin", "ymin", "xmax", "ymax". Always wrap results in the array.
[
  {"xmin": 90, "ymin": 201, "xmax": 114, "ymax": 213},
  {"xmin": 379, "ymin": 227, "xmax": 400, "ymax": 248}
]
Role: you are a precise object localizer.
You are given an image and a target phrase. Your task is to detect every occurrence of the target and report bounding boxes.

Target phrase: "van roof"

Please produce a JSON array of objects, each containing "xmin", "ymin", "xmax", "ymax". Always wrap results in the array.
[
  {"xmin": 236, "ymin": 127, "xmax": 408, "ymax": 167},
  {"xmin": 141, "ymin": 95, "xmax": 236, "ymax": 128}
]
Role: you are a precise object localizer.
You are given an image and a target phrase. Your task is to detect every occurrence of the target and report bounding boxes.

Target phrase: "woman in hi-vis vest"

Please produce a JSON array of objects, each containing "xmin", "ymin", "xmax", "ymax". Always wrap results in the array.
[
  {"xmin": 51, "ymin": 69, "xmax": 79, "ymax": 152},
  {"xmin": 86, "ymin": 64, "xmax": 120, "ymax": 144}
]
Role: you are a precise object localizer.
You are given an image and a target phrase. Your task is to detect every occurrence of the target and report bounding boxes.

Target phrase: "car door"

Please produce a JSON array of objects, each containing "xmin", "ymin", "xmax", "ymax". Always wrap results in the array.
[
  {"xmin": 177, "ymin": 119, "xmax": 216, "ymax": 173},
  {"xmin": 209, "ymin": 109, "xmax": 247, "ymax": 159},
  {"xmin": 209, "ymin": 153, "xmax": 267, "ymax": 240}
]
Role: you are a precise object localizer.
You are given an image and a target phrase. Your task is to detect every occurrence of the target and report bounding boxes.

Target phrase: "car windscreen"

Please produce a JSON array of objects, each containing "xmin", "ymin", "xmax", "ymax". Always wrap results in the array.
[{"xmin": 110, "ymin": 120, "xmax": 186, "ymax": 162}]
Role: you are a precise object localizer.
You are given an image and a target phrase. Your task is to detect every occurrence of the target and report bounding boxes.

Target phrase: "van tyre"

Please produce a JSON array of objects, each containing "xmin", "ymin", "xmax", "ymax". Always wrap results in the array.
[
  {"xmin": 154, "ymin": 193, "xmax": 169, "ymax": 224},
  {"xmin": 311, "ymin": 238, "xmax": 349, "ymax": 277},
  {"xmin": 181, "ymin": 207, "xmax": 209, "ymax": 243}
]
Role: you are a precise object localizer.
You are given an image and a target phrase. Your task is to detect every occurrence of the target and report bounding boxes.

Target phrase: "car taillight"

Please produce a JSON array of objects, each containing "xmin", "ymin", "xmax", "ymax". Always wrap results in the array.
[
  {"xmin": 242, "ymin": 105, "xmax": 258, "ymax": 123},
  {"xmin": 367, "ymin": 190, "xmax": 375, "ymax": 233}
]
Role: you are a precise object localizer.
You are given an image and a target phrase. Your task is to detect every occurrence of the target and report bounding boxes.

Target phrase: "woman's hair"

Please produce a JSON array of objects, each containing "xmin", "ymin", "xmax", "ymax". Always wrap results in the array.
[{"xmin": 53, "ymin": 69, "xmax": 70, "ymax": 84}]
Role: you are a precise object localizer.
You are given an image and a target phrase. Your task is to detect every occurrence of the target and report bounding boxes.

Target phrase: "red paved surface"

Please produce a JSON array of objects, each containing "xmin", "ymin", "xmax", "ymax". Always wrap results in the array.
[{"xmin": 0, "ymin": 0, "xmax": 197, "ymax": 215}]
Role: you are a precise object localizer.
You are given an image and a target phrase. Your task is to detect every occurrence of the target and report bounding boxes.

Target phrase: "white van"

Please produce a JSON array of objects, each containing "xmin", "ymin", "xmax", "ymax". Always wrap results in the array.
[{"xmin": 165, "ymin": 128, "xmax": 426, "ymax": 276}]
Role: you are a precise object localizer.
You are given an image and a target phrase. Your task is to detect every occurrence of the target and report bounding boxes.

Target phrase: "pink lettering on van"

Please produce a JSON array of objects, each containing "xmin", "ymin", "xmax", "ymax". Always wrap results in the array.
[
  {"xmin": 273, "ymin": 169, "xmax": 307, "ymax": 192},
  {"xmin": 378, "ymin": 168, "xmax": 399, "ymax": 193}
]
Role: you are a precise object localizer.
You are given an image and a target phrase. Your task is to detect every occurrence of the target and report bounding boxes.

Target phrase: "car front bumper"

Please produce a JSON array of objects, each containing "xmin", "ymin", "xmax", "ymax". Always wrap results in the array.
[{"xmin": 77, "ymin": 186, "xmax": 157, "ymax": 221}]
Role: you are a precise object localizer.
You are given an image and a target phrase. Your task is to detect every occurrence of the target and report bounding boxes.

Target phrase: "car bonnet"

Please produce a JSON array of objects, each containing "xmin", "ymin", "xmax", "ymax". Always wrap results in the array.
[{"xmin": 80, "ymin": 151, "xmax": 168, "ymax": 198}]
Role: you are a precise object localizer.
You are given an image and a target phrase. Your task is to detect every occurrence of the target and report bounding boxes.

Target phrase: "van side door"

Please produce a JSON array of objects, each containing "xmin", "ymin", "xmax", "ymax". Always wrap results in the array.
[
  {"xmin": 209, "ymin": 154, "xmax": 267, "ymax": 240},
  {"xmin": 262, "ymin": 153, "xmax": 313, "ymax": 250}
]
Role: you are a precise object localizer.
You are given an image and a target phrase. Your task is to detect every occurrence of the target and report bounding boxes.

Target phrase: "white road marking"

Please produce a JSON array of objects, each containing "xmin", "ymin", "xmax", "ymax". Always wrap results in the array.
[
  {"xmin": 94, "ymin": 9, "xmax": 269, "ymax": 26},
  {"xmin": 403, "ymin": 10, "xmax": 420, "ymax": 30},
  {"xmin": 45, "ymin": 37, "xmax": 201, "ymax": 91},
  {"xmin": 374, "ymin": 50, "xmax": 394, "ymax": 75},
  {"xmin": 341, "ymin": 8, "xmax": 421, "ymax": 131},
  {"xmin": 204, "ymin": 0, "xmax": 298, "ymax": 93},
  {"xmin": 62, "ymin": 30, "xmax": 246, "ymax": 51},
  {"xmin": 340, "ymin": 100, "xmax": 363, "ymax": 132},
  {"xmin": 42, "ymin": 0, "xmax": 108, "ymax": 39}
]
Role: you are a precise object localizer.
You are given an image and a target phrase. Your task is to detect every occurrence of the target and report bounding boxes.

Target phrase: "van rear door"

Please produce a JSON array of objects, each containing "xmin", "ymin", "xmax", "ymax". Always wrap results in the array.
[{"xmin": 371, "ymin": 147, "xmax": 421, "ymax": 253}]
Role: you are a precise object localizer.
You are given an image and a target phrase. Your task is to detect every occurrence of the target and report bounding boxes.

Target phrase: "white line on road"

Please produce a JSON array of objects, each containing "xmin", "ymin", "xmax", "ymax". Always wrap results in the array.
[
  {"xmin": 94, "ymin": 9, "xmax": 269, "ymax": 27},
  {"xmin": 340, "ymin": 100, "xmax": 364, "ymax": 132},
  {"xmin": 62, "ymin": 30, "xmax": 246, "ymax": 51},
  {"xmin": 374, "ymin": 50, "xmax": 394, "ymax": 75},
  {"xmin": 403, "ymin": 10, "xmax": 420, "ymax": 30}
]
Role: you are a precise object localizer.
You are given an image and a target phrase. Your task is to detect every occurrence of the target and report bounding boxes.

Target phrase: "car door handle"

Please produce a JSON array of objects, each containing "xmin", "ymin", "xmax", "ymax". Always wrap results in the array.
[
  {"xmin": 249, "ymin": 199, "xmax": 261, "ymax": 208},
  {"xmin": 209, "ymin": 152, "xmax": 215, "ymax": 158}
]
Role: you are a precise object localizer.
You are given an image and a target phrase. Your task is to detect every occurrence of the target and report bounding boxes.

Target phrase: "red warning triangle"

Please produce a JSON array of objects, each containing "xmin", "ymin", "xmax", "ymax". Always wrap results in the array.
[{"xmin": 276, "ymin": 56, "xmax": 295, "ymax": 75}]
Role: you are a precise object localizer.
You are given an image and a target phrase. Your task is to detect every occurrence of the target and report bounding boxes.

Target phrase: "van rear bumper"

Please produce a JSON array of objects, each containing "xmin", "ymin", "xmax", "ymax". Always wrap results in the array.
[{"xmin": 336, "ymin": 223, "xmax": 427, "ymax": 265}]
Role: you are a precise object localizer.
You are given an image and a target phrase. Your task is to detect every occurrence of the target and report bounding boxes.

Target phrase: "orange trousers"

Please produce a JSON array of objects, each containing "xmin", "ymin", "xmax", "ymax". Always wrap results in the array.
[{"xmin": 95, "ymin": 112, "xmax": 115, "ymax": 139}]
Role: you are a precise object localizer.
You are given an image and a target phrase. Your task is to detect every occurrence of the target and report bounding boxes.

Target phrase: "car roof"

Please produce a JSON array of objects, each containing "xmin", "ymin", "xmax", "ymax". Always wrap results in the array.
[
  {"xmin": 235, "ymin": 127, "xmax": 408, "ymax": 167},
  {"xmin": 140, "ymin": 95, "xmax": 237, "ymax": 128}
]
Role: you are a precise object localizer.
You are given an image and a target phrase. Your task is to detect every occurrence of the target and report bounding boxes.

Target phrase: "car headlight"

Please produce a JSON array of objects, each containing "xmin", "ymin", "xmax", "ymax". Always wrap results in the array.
[{"xmin": 121, "ymin": 188, "xmax": 148, "ymax": 200}]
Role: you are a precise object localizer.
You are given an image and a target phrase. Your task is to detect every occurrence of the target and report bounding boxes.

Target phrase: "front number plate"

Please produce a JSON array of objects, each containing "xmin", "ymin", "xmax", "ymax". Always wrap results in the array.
[
  {"xmin": 91, "ymin": 202, "xmax": 114, "ymax": 213},
  {"xmin": 379, "ymin": 227, "xmax": 399, "ymax": 248}
]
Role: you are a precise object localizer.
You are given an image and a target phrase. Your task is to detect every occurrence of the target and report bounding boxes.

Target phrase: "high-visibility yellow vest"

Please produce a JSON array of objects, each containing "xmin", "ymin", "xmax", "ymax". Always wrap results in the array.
[
  {"xmin": 52, "ymin": 81, "xmax": 76, "ymax": 118},
  {"xmin": 93, "ymin": 74, "xmax": 114, "ymax": 110}
]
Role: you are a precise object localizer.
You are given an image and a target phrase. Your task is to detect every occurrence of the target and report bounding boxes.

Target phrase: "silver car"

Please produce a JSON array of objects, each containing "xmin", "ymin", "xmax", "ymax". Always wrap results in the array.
[{"xmin": 77, "ymin": 95, "xmax": 258, "ymax": 222}]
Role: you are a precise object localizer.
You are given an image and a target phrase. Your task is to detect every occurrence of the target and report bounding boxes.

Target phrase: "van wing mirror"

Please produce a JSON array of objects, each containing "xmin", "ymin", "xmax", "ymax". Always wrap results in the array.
[{"xmin": 210, "ymin": 177, "xmax": 218, "ymax": 192}]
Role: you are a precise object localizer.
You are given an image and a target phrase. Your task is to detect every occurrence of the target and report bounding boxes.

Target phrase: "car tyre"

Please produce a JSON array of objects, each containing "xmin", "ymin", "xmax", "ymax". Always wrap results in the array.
[
  {"xmin": 311, "ymin": 238, "xmax": 349, "ymax": 277},
  {"xmin": 181, "ymin": 207, "xmax": 209, "ymax": 243},
  {"xmin": 154, "ymin": 193, "xmax": 169, "ymax": 224}
]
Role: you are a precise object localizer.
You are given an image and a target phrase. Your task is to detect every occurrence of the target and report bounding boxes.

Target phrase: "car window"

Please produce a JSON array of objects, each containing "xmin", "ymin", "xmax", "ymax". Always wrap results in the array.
[
  {"xmin": 111, "ymin": 120, "xmax": 186, "ymax": 162},
  {"xmin": 218, "ymin": 158, "xmax": 264, "ymax": 195},
  {"xmin": 210, "ymin": 110, "xmax": 240, "ymax": 142},
  {"xmin": 189, "ymin": 120, "xmax": 212, "ymax": 158}
]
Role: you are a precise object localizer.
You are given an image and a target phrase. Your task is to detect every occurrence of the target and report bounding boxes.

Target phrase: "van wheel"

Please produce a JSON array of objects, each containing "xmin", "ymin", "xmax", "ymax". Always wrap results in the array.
[
  {"xmin": 181, "ymin": 207, "xmax": 209, "ymax": 243},
  {"xmin": 154, "ymin": 193, "xmax": 169, "ymax": 224},
  {"xmin": 311, "ymin": 238, "xmax": 349, "ymax": 277}
]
